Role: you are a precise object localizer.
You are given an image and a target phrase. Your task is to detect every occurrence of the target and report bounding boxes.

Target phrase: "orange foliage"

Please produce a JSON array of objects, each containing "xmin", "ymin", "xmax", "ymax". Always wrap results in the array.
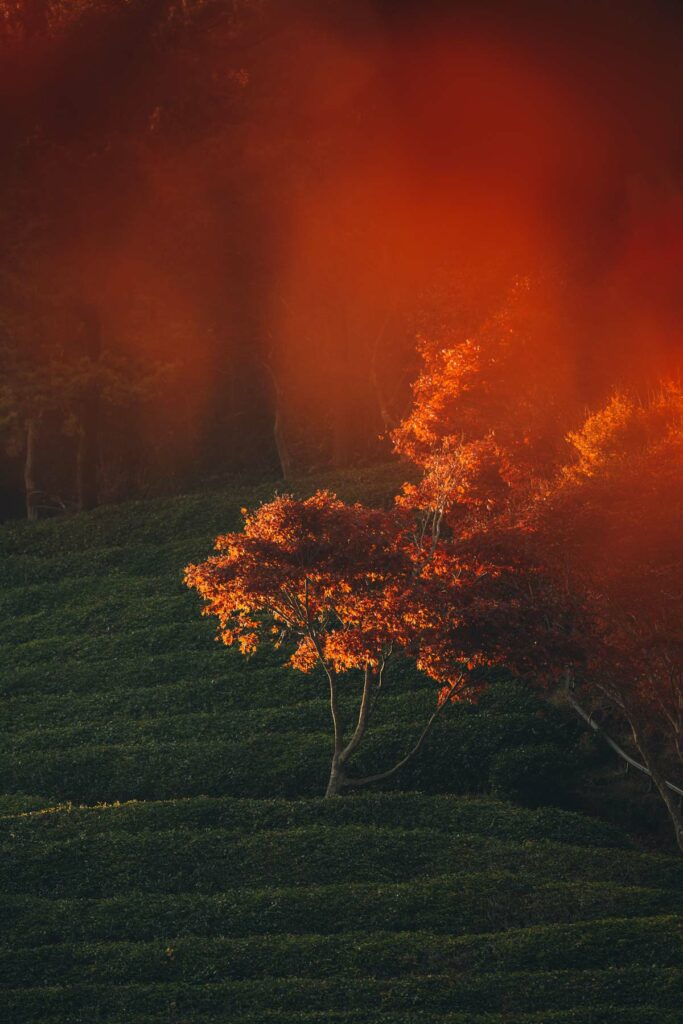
[
  {"xmin": 514, "ymin": 383, "xmax": 683, "ymax": 845},
  {"xmin": 531, "ymin": 383, "xmax": 683, "ymax": 718},
  {"xmin": 187, "ymin": 254, "xmax": 681, "ymax": 812},
  {"xmin": 186, "ymin": 492, "xmax": 415, "ymax": 675},
  {"xmin": 392, "ymin": 280, "xmax": 581, "ymax": 538},
  {"xmin": 185, "ymin": 489, "xmax": 493, "ymax": 688},
  {"xmin": 391, "ymin": 271, "xmax": 682, "ymax": 843}
]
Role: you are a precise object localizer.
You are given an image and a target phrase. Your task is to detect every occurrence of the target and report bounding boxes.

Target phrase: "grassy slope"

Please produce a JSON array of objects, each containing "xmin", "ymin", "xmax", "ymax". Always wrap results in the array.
[{"xmin": 1, "ymin": 464, "xmax": 682, "ymax": 1024}]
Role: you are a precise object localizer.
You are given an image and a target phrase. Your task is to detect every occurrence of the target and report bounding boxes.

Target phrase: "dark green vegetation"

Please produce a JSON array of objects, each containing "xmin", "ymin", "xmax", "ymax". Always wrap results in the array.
[{"xmin": 2, "ymin": 466, "xmax": 682, "ymax": 1023}]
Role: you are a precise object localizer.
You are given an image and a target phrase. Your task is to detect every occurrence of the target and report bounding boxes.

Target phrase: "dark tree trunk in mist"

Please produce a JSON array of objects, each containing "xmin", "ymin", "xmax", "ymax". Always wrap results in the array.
[
  {"xmin": 77, "ymin": 426, "xmax": 99, "ymax": 512},
  {"xmin": 24, "ymin": 418, "xmax": 40, "ymax": 521},
  {"xmin": 273, "ymin": 395, "xmax": 293, "ymax": 481},
  {"xmin": 262, "ymin": 357, "xmax": 292, "ymax": 481},
  {"xmin": 331, "ymin": 403, "xmax": 354, "ymax": 467},
  {"xmin": 76, "ymin": 307, "xmax": 102, "ymax": 513},
  {"xmin": 370, "ymin": 316, "xmax": 398, "ymax": 433},
  {"xmin": 330, "ymin": 322, "xmax": 353, "ymax": 467}
]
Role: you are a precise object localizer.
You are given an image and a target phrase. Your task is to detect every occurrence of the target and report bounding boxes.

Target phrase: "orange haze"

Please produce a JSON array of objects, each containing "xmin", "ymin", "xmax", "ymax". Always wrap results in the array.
[{"xmin": 6, "ymin": 0, "xmax": 680, "ymax": 481}]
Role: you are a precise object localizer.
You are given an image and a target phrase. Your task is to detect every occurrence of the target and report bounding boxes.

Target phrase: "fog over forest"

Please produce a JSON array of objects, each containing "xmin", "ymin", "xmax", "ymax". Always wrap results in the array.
[{"xmin": 1, "ymin": 0, "xmax": 681, "ymax": 517}]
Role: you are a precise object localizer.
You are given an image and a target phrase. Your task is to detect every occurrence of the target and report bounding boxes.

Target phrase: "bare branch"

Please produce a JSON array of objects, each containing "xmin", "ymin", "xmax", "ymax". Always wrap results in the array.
[
  {"xmin": 344, "ymin": 674, "xmax": 464, "ymax": 789},
  {"xmin": 303, "ymin": 576, "xmax": 345, "ymax": 756},
  {"xmin": 339, "ymin": 663, "xmax": 374, "ymax": 765}
]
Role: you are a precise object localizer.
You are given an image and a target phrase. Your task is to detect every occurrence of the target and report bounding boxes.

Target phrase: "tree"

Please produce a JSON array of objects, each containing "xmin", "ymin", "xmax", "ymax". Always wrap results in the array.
[
  {"xmin": 184, "ymin": 490, "xmax": 510, "ymax": 797},
  {"xmin": 183, "ymin": 282, "xmax": 581, "ymax": 801},
  {"xmin": 74, "ymin": 305, "xmax": 102, "ymax": 512},
  {"xmin": 389, "ymin": 285, "xmax": 683, "ymax": 849},
  {"xmin": 0, "ymin": 325, "xmax": 167, "ymax": 517},
  {"xmin": 525, "ymin": 385, "xmax": 683, "ymax": 850},
  {"xmin": 0, "ymin": 295, "xmax": 86, "ymax": 518},
  {"xmin": 0, "ymin": 345, "xmax": 61, "ymax": 519}
]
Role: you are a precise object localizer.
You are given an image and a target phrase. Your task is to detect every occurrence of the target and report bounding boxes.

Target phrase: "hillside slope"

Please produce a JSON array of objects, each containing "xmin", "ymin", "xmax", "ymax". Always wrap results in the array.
[{"xmin": 2, "ymin": 467, "xmax": 682, "ymax": 1023}]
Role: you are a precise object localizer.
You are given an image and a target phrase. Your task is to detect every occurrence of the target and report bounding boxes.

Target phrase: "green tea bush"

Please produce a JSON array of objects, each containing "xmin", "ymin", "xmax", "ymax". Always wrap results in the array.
[
  {"xmin": 3, "ymin": 468, "xmax": 682, "ymax": 1024},
  {"xmin": 0, "ymin": 793, "xmax": 47, "ymax": 816},
  {"xmin": 4, "ymin": 877, "xmax": 676, "ymax": 947},
  {"xmin": 490, "ymin": 744, "xmax": 580, "ymax": 807},
  {"xmin": 0, "ymin": 792, "xmax": 628, "ymax": 847},
  {"xmin": 3, "ymin": 916, "xmax": 682, "ymax": 989},
  {"xmin": 3, "ymin": 825, "xmax": 681, "ymax": 898},
  {"xmin": 4, "ymin": 692, "xmax": 435, "ymax": 752},
  {"xmin": 2, "ymin": 699, "xmax": 586, "ymax": 805},
  {"xmin": 3, "ymin": 967, "xmax": 682, "ymax": 1021}
]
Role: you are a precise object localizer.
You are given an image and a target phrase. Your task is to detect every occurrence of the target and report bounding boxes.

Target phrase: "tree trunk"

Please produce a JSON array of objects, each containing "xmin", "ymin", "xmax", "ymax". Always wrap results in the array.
[
  {"xmin": 370, "ymin": 318, "xmax": 397, "ymax": 433},
  {"xmin": 325, "ymin": 758, "xmax": 347, "ymax": 798},
  {"xmin": 273, "ymin": 391, "xmax": 293, "ymax": 481},
  {"xmin": 332, "ymin": 409, "xmax": 352, "ymax": 466},
  {"xmin": 76, "ymin": 306, "xmax": 102, "ymax": 512},
  {"xmin": 569, "ymin": 692, "xmax": 683, "ymax": 854},
  {"xmin": 653, "ymin": 771, "xmax": 683, "ymax": 854},
  {"xmin": 77, "ymin": 422, "xmax": 100, "ymax": 512},
  {"xmin": 329, "ymin": 305, "xmax": 354, "ymax": 467},
  {"xmin": 24, "ymin": 418, "xmax": 40, "ymax": 521}
]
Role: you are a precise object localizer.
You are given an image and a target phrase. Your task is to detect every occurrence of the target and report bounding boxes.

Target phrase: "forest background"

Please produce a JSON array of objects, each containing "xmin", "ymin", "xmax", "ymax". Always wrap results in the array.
[{"xmin": 0, "ymin": 0, "xmax": 681, "ymax": 520}]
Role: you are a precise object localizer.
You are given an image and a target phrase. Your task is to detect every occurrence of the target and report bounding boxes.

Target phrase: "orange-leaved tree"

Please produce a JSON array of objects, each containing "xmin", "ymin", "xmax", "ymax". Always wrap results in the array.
[
  {"xmin": 525, "ymin": 384, "xmax": 683, "ymax": 849},
  {"xmin": 185, "ymin": 490, "xmax": 512, "ymax": 797},
  {"xmin": 393, "ymin": 282, "xmax": 683, "ymax": 848},
  {"xmin": 390, "ymin": 285, "xmax": 683, "ymax": 839}
]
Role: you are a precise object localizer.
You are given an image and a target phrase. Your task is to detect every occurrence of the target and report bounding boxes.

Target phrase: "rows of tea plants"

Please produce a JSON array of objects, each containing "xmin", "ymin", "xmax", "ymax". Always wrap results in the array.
[{"xmin": 2, "ymin": 467, "xmax": 682, "ymax": 1022}]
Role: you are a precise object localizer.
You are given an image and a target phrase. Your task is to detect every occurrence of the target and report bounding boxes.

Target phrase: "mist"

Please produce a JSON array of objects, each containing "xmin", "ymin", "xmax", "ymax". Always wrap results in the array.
[{"xmin": 0, "ymin": 0, "xmax": 680, "ymax": 514}]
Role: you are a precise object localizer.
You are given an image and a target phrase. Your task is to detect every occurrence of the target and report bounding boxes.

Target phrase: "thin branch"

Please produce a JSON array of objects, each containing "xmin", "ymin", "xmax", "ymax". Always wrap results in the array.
[
  {"xmin": 367, "ymin": 653, "xmax": 389, "ymax": 724},
  {"xmin": 344, "ymin": 674, "xmax": 464, "ymax": 789},
  {"xmin": 339, "ymin": 663, "xmax": 374, "ymax": 766},
  {"xmin": 303, "ymin": 576, "xmax": 344, "ymax": 756},
  {"xmin": 567, "ymin": 694, "xmax": 683, "ymax": 799}
]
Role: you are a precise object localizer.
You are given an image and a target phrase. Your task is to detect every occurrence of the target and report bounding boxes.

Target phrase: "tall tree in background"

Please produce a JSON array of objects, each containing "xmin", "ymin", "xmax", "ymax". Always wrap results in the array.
[
  {"xmin": 0, "ymin": 319, "xmax": 165, "ymax": 517},
  {"xmin": 74, "ymin": 305, "xmax": 102, "ymax": 511},
  {"xmin": 1, "ymin": 0, "xmax": 681, "ymax": 515}
]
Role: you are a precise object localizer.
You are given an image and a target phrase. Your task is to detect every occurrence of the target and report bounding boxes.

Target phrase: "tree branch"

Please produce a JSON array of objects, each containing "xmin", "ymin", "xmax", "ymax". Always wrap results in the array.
[
  {"xmin": 303, "ymin": 576, "xmax": 344, "ymax": 756},
  {"xmin": 344, "ymin": 674, "xmax": 464, "ymax": 789},
  {"xmin": 366, "ymin": 653, "xmax": 389, "ymax": 724},
  {"xmin": 567, "ymin": 694, "xmax": 683, "ymax": 799},
  {"xmin": 339, "ymin": 663, "xmax": 374, "ymax": 765}
]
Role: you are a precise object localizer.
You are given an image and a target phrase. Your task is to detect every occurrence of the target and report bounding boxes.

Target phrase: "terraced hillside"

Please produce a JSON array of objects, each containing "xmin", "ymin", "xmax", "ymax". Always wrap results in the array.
[{"xmin": 2, "ymin": 466, "xmax": 683, "ymax": 1024}]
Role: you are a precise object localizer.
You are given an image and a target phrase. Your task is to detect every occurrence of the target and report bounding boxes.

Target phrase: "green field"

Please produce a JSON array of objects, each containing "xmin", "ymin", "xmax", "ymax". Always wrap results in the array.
[{"xmin": 2, "ymin": 466, "xmax": 682, "ymax": 1023}]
